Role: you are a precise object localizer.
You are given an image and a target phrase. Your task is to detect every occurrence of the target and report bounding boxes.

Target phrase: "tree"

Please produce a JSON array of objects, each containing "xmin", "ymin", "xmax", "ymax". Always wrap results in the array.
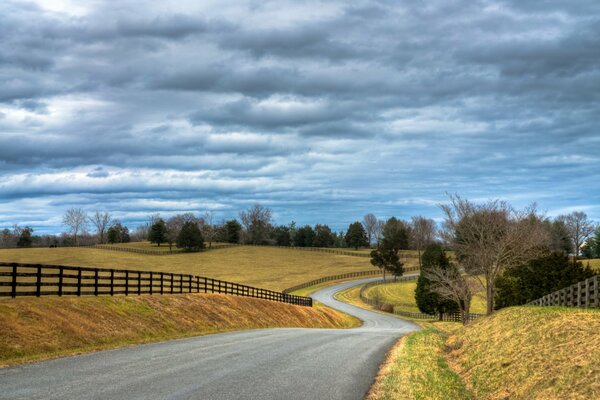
[
  {"xmin": 89, "ymin": 211, "xmax": 112, "ymax": 244},
  {"xmin": 148, "ymin": 219, "xmax": 168, "ymax": 246},
  {"xmin": 224, "ymin": 219, "xmax": 242, "ymax": 244},
  {"xmin": 272, "ymin": 225, "xmax": 292, "ymax": 246},
  {"xmin": 177, "ymin": 221, "xmax": 204, "ymax": 251},
  {"xmin": 107, "ymin": 222, "xmax": 130, "ymax": 244},
  {"xmin": 239, "ymin": 204, "xmax": 272, "ymax": 245},
  {"xmin": 202, "ymin": 211, "xmax": 216, "ymax": 248},
  {"xmin": 17, "ymin": 227, "xmax": 33, "ymax": 248},
  {"xmin": 495, "ymin": 253, "xmax": 596, "ymax": 309},
  {"xmin": 590, "ymin": 226, "xmax": 600, "ymax": 258},
  {"xmin": 295, "ymin": 225, "xmax": 315, "ymax": 247},
  {"xmin": 313, "ymin": 224, "xmax": 335, "ymax": 248},
  {"xmin": 369, "ymin": 217, "xmax": 408, "ymax": 279},
  {"xmin": 411, "ymin": 216, "xmax": 437, "ymax": 268},
  {"xmin": 423, "ymin": 264, "xmax": 478, "ymax": 325},
  {"xmin": 543, "ymin": 219, "xmax": 572, "ymax": 255},
  {"xmin": 441, "ymin": 195, "xmax": 549, "ymax": 315},
  {"xmin": 415, "ymin": 243, "xmax": 459, "ymax": 319},
  {"xmin": 63, "ymin": 208, "xmax": 88, "ymax": 245},
  {"xmin": 557, "ymin": 211, "xmax": 596, "ymax": 257},
  {"xmin": 373, "ymin": 219, "xmax": 385, "ymax": 246},
  {"xmin": 362, "ymin": 213, "xmax": 378, "ymax": 246},
  {"xmin": 1, "ymin": 228, "xmax": 13, "ymax": 247},
  {"xmin": 345, "ymin": 222, "xmax": 368, "ymax": 249}
]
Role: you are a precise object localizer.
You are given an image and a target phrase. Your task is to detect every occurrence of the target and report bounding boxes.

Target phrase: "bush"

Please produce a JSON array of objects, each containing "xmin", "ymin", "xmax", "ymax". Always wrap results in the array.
[
  {"xmin": 379, "ymin": 303, "xmax": 394, "ymax": 313},
  {"xmin": 176, "ymin": 222, "xmax": 204, "ymax": 252}
]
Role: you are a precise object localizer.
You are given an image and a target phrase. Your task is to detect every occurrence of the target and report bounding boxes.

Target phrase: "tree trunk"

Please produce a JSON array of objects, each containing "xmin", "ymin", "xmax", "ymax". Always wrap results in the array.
[
  {"xmin": 486, "ymin": 275, "xmax": 494, "ymax": 315},
  {"xmin": 463, "ymin": 301, "xmax": 471, "ymax": 325},
  {"xmin": 439, "ymin": 310, "xmax": 443, "ymax": 321}
]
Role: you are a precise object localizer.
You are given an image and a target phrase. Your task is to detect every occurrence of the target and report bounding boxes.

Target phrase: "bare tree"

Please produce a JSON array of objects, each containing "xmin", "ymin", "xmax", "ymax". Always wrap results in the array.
[
  {"xmin": 89, "ymin": 211, "xmax": 112, "ymax": 244},
  {"xmin": 166, "ymin": 213, "xmax": 198, "ymax": 250},
  {"xmin": 373, "ymin": 219, "xmax": 385, "ymax": 245},
  {"xmin": 202, "ymin": 211, "xmax": 216, "ymax": 248},
  {"xmin": 441, "ymin": 195, "xmax": 548, "ymax": 315},
  {"xmin": 411, "ymin": 216, "xmax": 437, "ymax": 268},
  {"xmin": 63, "ymin": 208, "xmax": 88, "ymax": 245},
  {"xmin": 557, "ymin": 211, "xmax": 596, "ymax": 257},
  {"xmin": 423, "ymin": 265, "xmax": 478, "ymax": 325},
  {"xmin": 362, "ymin": 213, "xmax": 378, "ymax": 246},
  {"xmin": 239, "ymin": 204, "xmax": 272, "ymax": 245}
]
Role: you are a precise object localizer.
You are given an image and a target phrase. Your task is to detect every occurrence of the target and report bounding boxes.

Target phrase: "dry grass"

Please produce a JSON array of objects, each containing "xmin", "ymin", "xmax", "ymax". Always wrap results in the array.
[
  {"xmin": 0, "ymin": 246, "xmax": 379, "ymax": 291},
  {"xmin": 582, "ymin": 258, "xmax": 600, "ymax": 271},
  {"xmin": 367, "ymin": 327, "xmax": 472, "ymax": 400},
  {"xmin": 446, "ymin": 306, "xmax": 600, "ymax": 400},
  {"xmin": 0, "ymin": 294, "xmax": 359, "ymax": 367},
  {"xmin": 362, "ymin": 280, "xmax": 487, "ymax": 314}
]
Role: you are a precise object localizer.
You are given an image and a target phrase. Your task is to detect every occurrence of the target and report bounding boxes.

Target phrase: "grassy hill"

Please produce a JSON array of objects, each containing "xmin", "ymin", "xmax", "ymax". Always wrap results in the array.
[
  {"xmin": 362, "ymin": 279, "xmax": 488, "ymax": 314},
  {"xmin": 0, "ymin": 245, "xmax": 391, "ymax": 291},
  {"xmin": 0, "ymin": 293, "xmax": 359, "ymax": 367},
  {"xmin": 369, "ymin": 306, "xmax": 600, "ymax": 400}
]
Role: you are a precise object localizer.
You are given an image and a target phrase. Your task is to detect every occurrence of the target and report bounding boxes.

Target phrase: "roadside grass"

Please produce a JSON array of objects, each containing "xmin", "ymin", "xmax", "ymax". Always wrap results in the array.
[
  {"xmin": 362, "ymin": 280, "xmax": 488, "ymax": 314},
  {"xmin": 0, "ymin": 246, "xmax": 385, "ymax": 291},
  {"xmin": 367, "ymin": 326, "xmax": 472, "ymax": 400},
  {"xmin": 0, "ymin": 293, "xmax": 358, "ymax": 367},
  {"xmin": 447, "ymin": 306, "xmax": 600, "ymax": 399}
]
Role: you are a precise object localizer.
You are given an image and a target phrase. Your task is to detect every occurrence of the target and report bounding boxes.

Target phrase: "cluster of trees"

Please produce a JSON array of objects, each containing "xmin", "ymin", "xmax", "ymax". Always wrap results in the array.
[{"xmin": 410, "ymin": 196, "xmax": 599, "ymax": 325}]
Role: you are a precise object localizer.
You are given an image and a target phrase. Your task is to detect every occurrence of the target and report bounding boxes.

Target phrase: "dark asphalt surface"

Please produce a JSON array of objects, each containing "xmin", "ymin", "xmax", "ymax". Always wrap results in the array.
[{"xmin": 0, "ymin": 277, "xmax": 419, "ymax": 400}]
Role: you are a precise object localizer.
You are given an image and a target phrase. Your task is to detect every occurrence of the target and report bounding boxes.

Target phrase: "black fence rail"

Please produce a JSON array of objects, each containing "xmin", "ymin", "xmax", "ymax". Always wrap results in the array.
[
  {"xmin": 282, "ymin": 266, "xmax": 421, "ymax": 294},
  {"xmin": 0, "ymin": 262, "xmax": 312, "ymax": 307},
  {"xmin": 94, "ymin": 243, "xmax": 234, "ymax": 256},
  {"xmin": 527, "ymin": 275, "xmax": 599, "ymax": 308},
  {"xmin": 358, "ymin": 276, "xmax": 483, "ymax": 322}
]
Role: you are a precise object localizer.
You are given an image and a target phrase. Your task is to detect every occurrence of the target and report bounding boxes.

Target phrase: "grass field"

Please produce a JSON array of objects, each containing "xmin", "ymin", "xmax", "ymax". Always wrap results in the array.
[
  {"xmin": 0, "ymin": 246, "xmax": 389, "ymax": 291},
  {"xmin": 582, "ymin": 258, "xmax": 600, "ymax": 271},
  {"xmin": 0, "ymin": 293, "xmax": 359, "ymax": 367},
  {"xmin": 362, "ymin": 280, "xmax": 488, "ymax": 314},
  {"xmin": 369, "ymin": 306, "xmax": 600, "ymax": 400}
]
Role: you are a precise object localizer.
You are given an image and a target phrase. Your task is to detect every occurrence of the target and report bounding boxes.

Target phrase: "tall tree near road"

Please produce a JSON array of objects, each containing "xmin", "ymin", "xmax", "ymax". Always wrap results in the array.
[
  {"xmin": 362, "ymin": 213, "xmax": 378, "ymax": 246},
  {"xmin": 63, "ymin": 208, "xmax": 88, "ymax": 245},
  {"xmin": 557, "ymin": 211, "xmax": 595, "ymax": 257},
  {"xmin": 370, "ymin": 217, "xmax": 408, "ymax": 280},
  {"xmin": 415, "ymin": 243, "xmax": 458, "ymax": 320},
  {"xmin": 423, "ymin": 265, "xmax": 477, "ymax": 325},
  {"xmin": 441, "ymin": 195, "xmax": 548, "ymax": 315},
  {"xmin": 90, "ymin": 211, "xmax": 112, "ymax": 244},
  {"xmin": 410, "ymin": 216, "xmax": 436, "ymax": 268}
]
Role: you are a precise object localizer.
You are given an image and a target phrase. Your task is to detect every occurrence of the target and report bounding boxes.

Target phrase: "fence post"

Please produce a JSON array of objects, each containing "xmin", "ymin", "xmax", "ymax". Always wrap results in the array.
[
  {"xmin": 36, "ymin": 265, "xmax": 42, "ymax": 297},
  {"xmin": 58, "ymin": 266, "xmax": 64, "ymax": 297},
  {"xmin": 125, "ymin": 271, "xmax": 129, "ymax": 296},
  {"xmin": 170, "ymin": 273, "xmax": 174, "ymax": 294},
  {"xmin": 77, "ymin": 269, "xmax": 82, "ymax": 296},
  {"xmin": 138, "ymin": 271, "xmax": 141, "ymax": 295},
  {"xmin": 110, "ymin": 270, "xmax": 114, "ymax": 296},
  {"xmin": 11, "ymin": 263, "xmax": 18, "ymax": 298},
  {"xmin": 179, "ymin": 274, "xmax": 183, "ymax": 293},
  {"xmin": 94, "ymin": 269, "xmax": 99, "ymax": 296},
  {"xmin": 160, "ymin": 272, "xmax": 164, "ymax": 295},
  {"xmin": 149, "ymin": 272, "xmax": 153, "ymax": 295}
]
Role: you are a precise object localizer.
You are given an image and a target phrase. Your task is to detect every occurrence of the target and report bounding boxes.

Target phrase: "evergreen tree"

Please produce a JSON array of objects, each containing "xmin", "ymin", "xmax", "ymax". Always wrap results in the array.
[
  {"xmin": 176, "ymin": 221, "xmax": 204, "ymax": 251},
  {"xmin": 345, "ymin": 222, "xmax": 368, "ymax": 249},
  {"xmin": 148, "ymin": 219, "xmax": 167, "ymax": 246},
  {"xmin": 224, "ymin": 219, "xmax": 242, "ymax": 244},
  {"xmin": 16, "ymin": 227, "xmax": 33, "ymax": 248},
  {"xmin": 295, "ymin": 225, "xmax": 315, "ymax": 247},
  {"xmin": 494, "ymin": 253, "xmax": 596, "ymax": 309},
  {"xmin": 313, "ymin": 224, "xmax": 335, "ymax": 248},
  {"xmin": 272, "ymin": 225, "xmax": 292, "ymax": 246},
  {"xmin": 414, "ymin": 243, "xmax": 459, "ymax": 319},
  {"xmin": 370, "ymin": 218, "xmax": 408, "ymax": 279}
]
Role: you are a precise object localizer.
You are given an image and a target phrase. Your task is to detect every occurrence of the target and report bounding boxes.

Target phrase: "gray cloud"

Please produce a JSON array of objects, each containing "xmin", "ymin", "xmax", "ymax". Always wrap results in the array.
[{"xmin": 0, "ymin": 0, "xmax": 599, "ymax": 234}]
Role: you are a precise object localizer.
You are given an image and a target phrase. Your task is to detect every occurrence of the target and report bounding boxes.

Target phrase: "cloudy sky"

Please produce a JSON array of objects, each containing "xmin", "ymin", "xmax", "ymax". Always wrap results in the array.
[{"xmin": 1, "ymin": 0, "xmax": 599, "ymax": 234}]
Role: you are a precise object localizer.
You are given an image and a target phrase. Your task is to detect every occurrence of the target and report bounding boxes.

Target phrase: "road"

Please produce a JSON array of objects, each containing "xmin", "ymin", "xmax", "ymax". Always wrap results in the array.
[{"xmin": 0, "ymin": 277, "xmax": 419, "ymax": 400}]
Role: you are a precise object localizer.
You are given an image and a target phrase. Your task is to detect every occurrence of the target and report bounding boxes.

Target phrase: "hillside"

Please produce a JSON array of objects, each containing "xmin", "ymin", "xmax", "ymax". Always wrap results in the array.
[
  {"xmin": 0, "ymin": 245, "xmax": 388, "ymax": 291},
  {"xmin": 369, "ymin": 306, "xmax": 600, "ymax": 400},
  {"xmin": 0, "ymin": 294, "xmax": 359, "ymax": 367}
]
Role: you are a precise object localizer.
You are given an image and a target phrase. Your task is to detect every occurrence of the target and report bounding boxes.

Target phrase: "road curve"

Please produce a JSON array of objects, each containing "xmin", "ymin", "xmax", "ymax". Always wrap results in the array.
[{"xmin": 0, "ymin": 277, "xmax": 419, "ymax": 400}]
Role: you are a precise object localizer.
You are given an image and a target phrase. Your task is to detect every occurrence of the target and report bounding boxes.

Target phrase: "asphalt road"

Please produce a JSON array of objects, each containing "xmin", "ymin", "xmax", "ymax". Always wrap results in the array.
[{"xmin": 0, "ymin": 277, "xmax": 419, "ymax": 400}]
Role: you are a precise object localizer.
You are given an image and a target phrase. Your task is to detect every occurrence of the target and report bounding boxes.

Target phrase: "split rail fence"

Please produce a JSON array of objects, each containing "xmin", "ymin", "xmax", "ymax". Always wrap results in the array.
[
  {"xmin": 527, "ymin": 275, "xmax": 598, "ymax": 308},
  {"xmin": 0, "ymin": 262, "xmax": 312, "ymax": 307}
]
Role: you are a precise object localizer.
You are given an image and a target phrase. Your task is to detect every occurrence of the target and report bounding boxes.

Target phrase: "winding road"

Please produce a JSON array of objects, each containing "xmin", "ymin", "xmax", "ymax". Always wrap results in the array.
[{"xmin": 0, "ymin": 277, "xmax": 419, "ymax": 400}]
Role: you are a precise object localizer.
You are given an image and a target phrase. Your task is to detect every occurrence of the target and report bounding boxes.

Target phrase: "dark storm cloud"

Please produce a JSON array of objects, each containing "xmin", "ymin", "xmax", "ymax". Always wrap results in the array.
[{"xmin": 0, "ymin": 0, "xmax": 599, "ymax": 234}]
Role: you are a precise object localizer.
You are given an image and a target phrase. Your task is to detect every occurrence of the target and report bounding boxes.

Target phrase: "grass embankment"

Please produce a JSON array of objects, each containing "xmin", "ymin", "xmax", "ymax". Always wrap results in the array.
[
  {"xmin": 369, "ymin": 307, "xmax": 600, "ymax": 400},
  {"xmin": 0, "ymin": 294, "xmax": 360, "ymax": 367},
  {"xmin": 362, "ymin": 280, "xmax": 487, "ymax": 314},
  {"xmin": 0, "ymin": 245, "xmax": 393, "ymax": 291}
]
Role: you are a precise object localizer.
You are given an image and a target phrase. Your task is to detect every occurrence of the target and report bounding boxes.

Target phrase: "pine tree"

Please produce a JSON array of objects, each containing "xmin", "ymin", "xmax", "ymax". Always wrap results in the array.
[
  {"xmin": 148, "ymin": 219, "xmax": 167, "ymax": 246},
  {"xmin": 345, "ymin": 222, "xmax": 368, "ymax": 249},
  {"xmin": 176, "ymin": 221, "xmax": 204, "ymax": 252}
]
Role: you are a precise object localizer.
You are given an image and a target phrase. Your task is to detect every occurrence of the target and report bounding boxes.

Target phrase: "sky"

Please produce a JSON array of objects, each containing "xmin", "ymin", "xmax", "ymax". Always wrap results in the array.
[{"xmin": 1, "ymin": 0, "xmax": 599, "ymax": 234}]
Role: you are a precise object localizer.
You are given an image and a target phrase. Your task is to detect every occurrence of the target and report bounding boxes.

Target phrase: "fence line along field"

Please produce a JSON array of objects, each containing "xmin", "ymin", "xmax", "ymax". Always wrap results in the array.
[{"xmin": 0, "ymin": 245, "xmax": 419, "ymax": 291}]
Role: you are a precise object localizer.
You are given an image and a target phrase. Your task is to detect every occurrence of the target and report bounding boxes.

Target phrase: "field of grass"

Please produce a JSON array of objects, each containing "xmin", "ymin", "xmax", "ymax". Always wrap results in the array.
[
  {"xmin": 370, "ymin": 306, "xmax": 600, "ymax": 400},
  {"xmin": 0, "ymin": 293, "xmax": 359, "ymax": 367},
  {"xmin": 367, "ymin": 326, "xmax": 471, "ymax": 400},
  {"xmin": 582, "ymin": 258, "xmax": 600, "ymax": 271},
  {"xmin": 363, "ymin": 280, "xmax": 488, "ymax": 314},
  {"xmin": 0, "ymin": 246, "xmax": 380, "ymax": 291}
]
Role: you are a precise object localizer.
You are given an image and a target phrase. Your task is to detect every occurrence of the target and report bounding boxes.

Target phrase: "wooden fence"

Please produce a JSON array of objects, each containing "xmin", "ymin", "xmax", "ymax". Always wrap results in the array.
[
  {"xmin": 0, "ymin": 262, "xmax": 312, "ymax": 307},
  {"xmin": 93, "ymin": 243, "xmax": 234, "ymax": 256},
  {"xmin": 527, "ymin": 275, "xmax": 599, "ymax": 308},
  {"xmin": 358, "ymin": 276, "xmax": 483, "ymax": 322}
]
